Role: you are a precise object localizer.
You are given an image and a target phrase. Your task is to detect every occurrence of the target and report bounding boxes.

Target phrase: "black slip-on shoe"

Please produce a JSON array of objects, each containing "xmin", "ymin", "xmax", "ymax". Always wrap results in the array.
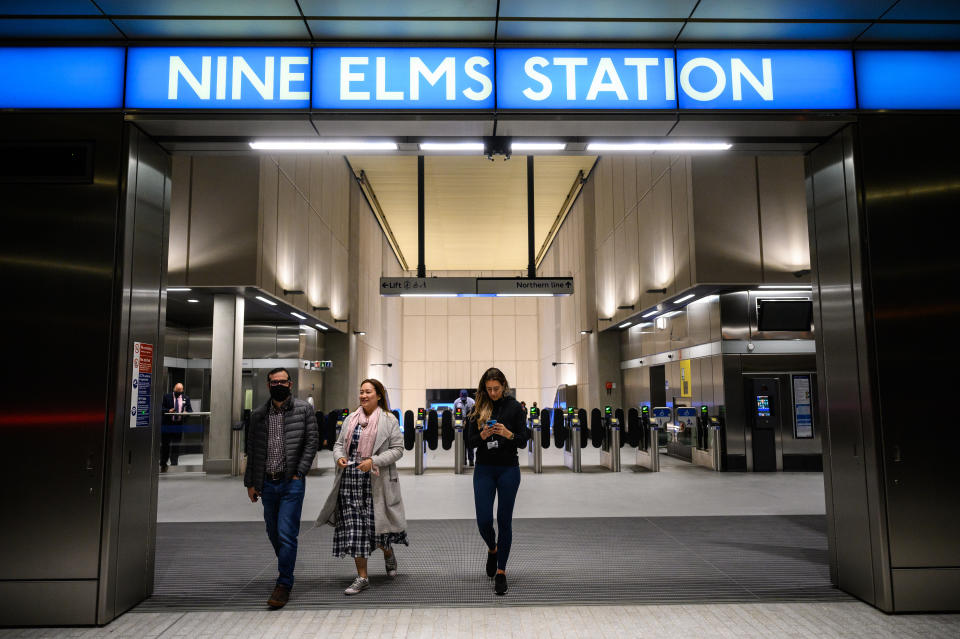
[
  {"xmin": 494, "ymin": 573, "xmax": 508, "ymax": 595},
  {"xmin": 486, "ymin": 551, "xmax": 498, "ymax": 578}
]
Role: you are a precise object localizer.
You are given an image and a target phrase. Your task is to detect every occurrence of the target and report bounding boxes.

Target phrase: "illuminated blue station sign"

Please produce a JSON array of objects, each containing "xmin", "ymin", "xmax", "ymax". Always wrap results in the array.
[
  {"xmin": 126, "ymin": 47, "xmax": 311, "ymax": 109},
  {"xmin": 313, "ymin": 47, "xmax": 495, "ymax": 109},
  {"xmin": 0, "ymin": 47, "xmax": 957, "ymax": 111}
]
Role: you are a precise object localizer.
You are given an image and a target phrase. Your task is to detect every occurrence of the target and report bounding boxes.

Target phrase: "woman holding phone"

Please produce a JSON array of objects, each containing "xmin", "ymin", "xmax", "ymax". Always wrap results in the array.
[
  {"xmin": 467, "ymin": 367, "xmax": 529, "ymax": 595},
  {"xmin": 316, "ymin": 379, "xmax": 407, "ymax": 595}
]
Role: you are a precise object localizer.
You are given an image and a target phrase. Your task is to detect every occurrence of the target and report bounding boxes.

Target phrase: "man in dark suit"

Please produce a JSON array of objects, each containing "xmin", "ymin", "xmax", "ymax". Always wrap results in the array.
[{"xmin": 160, "ymin": 382, "xmax": 193, "ymax": 472}]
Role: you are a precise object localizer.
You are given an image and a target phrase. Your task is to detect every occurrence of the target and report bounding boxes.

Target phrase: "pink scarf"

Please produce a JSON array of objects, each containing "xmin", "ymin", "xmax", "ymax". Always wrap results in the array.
[{"xmin": 344, "ymin": 406, "xmax": 380, "ymax": 466}]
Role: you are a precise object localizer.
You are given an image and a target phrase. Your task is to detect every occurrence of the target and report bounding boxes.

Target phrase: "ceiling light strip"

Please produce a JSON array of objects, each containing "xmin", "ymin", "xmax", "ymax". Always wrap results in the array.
[
  {"xmin": 587, "ymin": 141, "xmax": 732, "ymax": 152},
  {"xmin": 250, "ymin": 140, "xmax": 398, "ymax": 151}
]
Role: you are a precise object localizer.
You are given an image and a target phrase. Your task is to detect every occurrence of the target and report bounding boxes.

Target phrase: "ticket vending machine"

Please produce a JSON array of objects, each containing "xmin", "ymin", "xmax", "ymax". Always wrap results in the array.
[
  {"xmin": 599, "ymin": 405, "xmax": 621, "ymax": 471},
  {"xmin": 453, "ymin": 406, "xmax": 466, "ymax": 475},
  {"xmin": 527, "ymin": 406, "xmax": 543, "ymax": 473},
  {"xmin": 563, "ymin": 406, "xmax": 582, "ymax": 472},
  {"xmin": 749, "ymin": 379, "xmax": 779, "ymax": 471},
  {"xmin": 414, "ymin": 408, "xmax": 427, "ymax": 475}
]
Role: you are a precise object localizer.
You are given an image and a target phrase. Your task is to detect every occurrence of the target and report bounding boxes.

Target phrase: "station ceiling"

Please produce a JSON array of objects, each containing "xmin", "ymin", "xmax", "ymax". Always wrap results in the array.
[
  {"xmin": 347, "ymin": 155, "xmax": 597, "ymax": 271},
  {"xmin": 2, "ymin": 1, "xmax": 959, "ymax": 43}
]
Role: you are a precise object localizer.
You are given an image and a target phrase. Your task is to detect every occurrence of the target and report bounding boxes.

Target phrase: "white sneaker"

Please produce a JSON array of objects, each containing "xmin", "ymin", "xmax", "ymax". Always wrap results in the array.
[{"xmin": 344, "ymin": 576, "xmax": 369, "ymax": 595}]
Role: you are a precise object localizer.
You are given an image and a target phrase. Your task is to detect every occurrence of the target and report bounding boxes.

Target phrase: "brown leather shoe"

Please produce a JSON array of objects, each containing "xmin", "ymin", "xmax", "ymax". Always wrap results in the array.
[{"xmin": 267, "ymin": 584, "xmax": 290, "ymax": 609}]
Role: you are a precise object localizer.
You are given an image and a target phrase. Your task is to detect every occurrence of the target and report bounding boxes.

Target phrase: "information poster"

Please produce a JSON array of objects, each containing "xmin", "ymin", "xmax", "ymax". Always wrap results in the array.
[
  {"xmin": 130, "ymin": 341, "xmax": 153, "ymax": 428},
  {"xmin": 793, "ymin": 375, "xmax": 814, "ymax": 438}
]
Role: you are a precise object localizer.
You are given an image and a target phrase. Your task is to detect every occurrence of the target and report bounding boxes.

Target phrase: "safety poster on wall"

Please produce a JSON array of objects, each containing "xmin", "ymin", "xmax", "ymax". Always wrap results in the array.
[
  {"xmin": 793, "ymin": 374, "xmax": 814, "ymax": 438},
  {"xmin": 130, "ymin": 341, "xmax": 153, "ymax": 428}
]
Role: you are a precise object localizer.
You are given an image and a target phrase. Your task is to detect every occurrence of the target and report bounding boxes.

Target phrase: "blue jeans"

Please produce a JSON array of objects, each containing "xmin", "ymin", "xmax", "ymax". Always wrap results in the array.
[
  {"xmin": 260, "ymin": 477, "xmax": 305, "ymax": 588},
  {"xmin": 473, "ymin": 464, "xmax": 521, "ymax": 571}
]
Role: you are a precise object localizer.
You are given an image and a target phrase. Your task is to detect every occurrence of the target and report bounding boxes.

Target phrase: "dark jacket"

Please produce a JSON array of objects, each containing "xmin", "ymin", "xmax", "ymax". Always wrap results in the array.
[
  {"xmin": 467, "ymin": 395, "xmax": 529, "ymax": 466},
  {"xmin": 161, "ymin": 392, "xmax": 193, "ymax": 424},
  {"xmin": 244, "ymin": 397, "xmax": 319, "ymax": 490}
]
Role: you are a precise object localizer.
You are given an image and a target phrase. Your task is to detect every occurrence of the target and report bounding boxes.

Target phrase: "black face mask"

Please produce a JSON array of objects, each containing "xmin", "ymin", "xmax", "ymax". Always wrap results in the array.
[
  {"xmin": 269, "ymin": 385, "xmax": 291, "ymax": 402},
  {"xmin": 174, "ymin": 391, "xmax": 182, "ymax": 398}
]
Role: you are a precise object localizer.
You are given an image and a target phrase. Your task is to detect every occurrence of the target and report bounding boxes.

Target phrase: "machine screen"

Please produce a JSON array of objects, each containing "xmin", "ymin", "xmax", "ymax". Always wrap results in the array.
[{"xmin": 756, "ymin": 396, "xmax": 771, "ymax": 417}]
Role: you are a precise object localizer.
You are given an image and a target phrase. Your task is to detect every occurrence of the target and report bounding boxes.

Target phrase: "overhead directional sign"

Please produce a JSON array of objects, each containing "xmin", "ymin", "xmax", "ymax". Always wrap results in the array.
[
  {"xmin": 476, "ymin": 277, "xmax": 574, "ymax": 296},
  {"xmin": 379, "ymin": 277, "xmax": 574, "ymax": 296}
]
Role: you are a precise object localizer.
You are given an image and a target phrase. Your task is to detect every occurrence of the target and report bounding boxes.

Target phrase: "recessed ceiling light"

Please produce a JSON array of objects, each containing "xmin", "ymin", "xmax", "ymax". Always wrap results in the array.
[
  {"xmin": 618, "ymin": 322, "xmax": 633, "ymax": 329},
  {"xmin": 642, "ymin": 310, "xmax": 659, "ymax": 318},
  {"xmin": 511, "ymin": 142, "xmax": 566, "ymax": 151},
  {"xmin": 291, "ymin": 312, "xmax": 306, "ymax": 320},
  {"xmin": 255, "ymin": 295, "xmax": 277, "ymax": 306},
  {"xmin": 168, "ymin": 287, "xmax": 191, "ymax": 292},
  {"xmin": 660, "ymin": 311, "xmax": 682, "ymax": 318},
  {"xmin": 187, "ymin": 299, "xmax": 199, "ymax": 303},
  {"xmin": 249, "ymin": 140, "xmax": 397, "ymax": 151},
  {"xmin": 354, "ymin": 331, "xmax": 366, "ymax": 336},
  {"xmin": 315, "ymin": 323, "xmax": 328, "ymax": 331},
  {"xmin": 419, "ymin": 142, "xmax": 485, "ymax": 152},
  {"xmin": 673, "ymin": 294, "xmax": 696, "ymax": 304},
  {"xmin": 399, "ymin": 293, "xmax": 459, "ymax": 297},
  {"xmin": 586, "ymin": 141, "xmax": 731, "ymax": 152},
  {"xmin": 496, "ymin": 293, "xmax": 553, "ymax": 297}
]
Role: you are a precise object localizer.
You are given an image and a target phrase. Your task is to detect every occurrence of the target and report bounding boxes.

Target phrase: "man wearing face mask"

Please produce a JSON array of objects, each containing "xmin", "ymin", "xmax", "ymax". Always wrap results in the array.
[
  {"xmin": 160, "ymin": 382, "xmax": 192, "ymax": 472},
  {"xmin": 244, "ymin": 368, "xmax": 319, "ymax": 609}
]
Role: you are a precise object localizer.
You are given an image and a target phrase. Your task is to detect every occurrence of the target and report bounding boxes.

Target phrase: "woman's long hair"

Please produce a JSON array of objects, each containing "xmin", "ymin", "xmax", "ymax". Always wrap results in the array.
[
  {"xmin": 360, "ymin": 378, "xmax": 390, "ymax": 412},
  {"xmin": 470, "ymin": 367, "xmax": 510, "ymax": 428}
]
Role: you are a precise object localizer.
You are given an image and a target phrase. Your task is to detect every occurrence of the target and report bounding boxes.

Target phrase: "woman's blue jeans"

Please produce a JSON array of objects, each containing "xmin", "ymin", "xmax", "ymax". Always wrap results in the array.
[{"xmin": 472, "ymin": 464, "xmax": 521, "ymax": 570}]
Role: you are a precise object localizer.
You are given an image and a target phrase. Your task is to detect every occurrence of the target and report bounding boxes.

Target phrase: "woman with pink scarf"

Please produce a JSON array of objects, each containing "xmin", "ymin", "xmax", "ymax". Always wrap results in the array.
[{"xmin": 316, "ymin": 378, "xmax": 407, "ymax": 595}]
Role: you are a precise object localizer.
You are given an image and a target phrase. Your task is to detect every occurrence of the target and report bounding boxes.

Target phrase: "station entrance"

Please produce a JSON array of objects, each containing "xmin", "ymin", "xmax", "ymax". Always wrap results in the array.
[{"xmin": 3, "ymin": 104, "xmax": 957, "ymax": 624}]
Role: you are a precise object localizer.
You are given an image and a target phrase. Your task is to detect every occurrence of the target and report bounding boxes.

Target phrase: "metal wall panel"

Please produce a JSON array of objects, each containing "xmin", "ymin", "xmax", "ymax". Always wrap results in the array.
[
  {"xmin": 101, "ymin": 126, "xmax": 170, "ymax": 620},
  {"xmin": 0, "ymin": 115, "xmax": 123, "ymax": 598},
  {"xmin": 854, "ymin": 116, "xmax": 960, "ymax": 610},
  {"xmin": 757, "ymin": 156, "xmax": 810, "ymax": 281},
  {"xmin": 186, "ymin": 156, "xmax": 260, "ymax": 287},
  {"xmin": 807, "ymin": 129, "xmax": 888, "ymax": 608},
  {"xmin": 691, "ymin": 156, "xmax": 762, "ymax": 283}
]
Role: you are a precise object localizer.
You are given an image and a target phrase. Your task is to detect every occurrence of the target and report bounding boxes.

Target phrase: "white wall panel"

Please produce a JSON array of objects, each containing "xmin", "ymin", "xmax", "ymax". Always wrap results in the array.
[
  {"xmin": 470, "ymin": 316, "xmax": 493, "ymax": 361},
  {"xmin": 403, "ymin": 315, "xmax": 426, "ymax": 362},
  {"xmin": 492, "ymin": 315, "xmax": 517, "ymax": 361}
]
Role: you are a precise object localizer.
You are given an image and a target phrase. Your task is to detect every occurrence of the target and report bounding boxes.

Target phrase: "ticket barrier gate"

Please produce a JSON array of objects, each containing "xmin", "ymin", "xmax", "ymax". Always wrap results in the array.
[
  {"xmin": 599, "ymin": 405, "xmax": 621, "ymax": 471},
  {"xmin": 414, "ymin": 408, "xmax": 428, "ymax": 475},
  {"xmin": 711, "ymin": 414, "xmax": 725, "ymax": 472},
  {"xmin": 636, "ymin": 407, "xmax": 670, "ymax": 472},
  {"xmin": 527, "ymin": 407, "xmax": 543, "ymax": 473},
  {"xmin": 562, "ymin": 407, "xmax": 582, "ymax": 472},
  {"xmin": 454, "ymin": 406, "xmax": 466, "ymax": 475}
]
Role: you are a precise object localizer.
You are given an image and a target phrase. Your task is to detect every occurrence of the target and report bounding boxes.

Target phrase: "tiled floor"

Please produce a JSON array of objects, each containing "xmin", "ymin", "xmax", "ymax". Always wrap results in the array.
[
  {"xmin": 4, "ymin": 604, "xmax": 960, "ymax": 639},
  {"xmin": 159, "ymin": 450, "xmax": 827, "ymax": 522}
]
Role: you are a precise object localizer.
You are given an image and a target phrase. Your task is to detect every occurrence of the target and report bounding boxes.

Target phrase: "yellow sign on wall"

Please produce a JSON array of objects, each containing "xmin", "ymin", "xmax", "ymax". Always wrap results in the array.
[{"xmin": 680, "ymin": 359, "xmax": 692, "ymax": 397}]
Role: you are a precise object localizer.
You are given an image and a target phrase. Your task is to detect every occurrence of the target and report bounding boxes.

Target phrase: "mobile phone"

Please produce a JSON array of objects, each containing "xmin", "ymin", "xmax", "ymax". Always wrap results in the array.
[{"xmin": 485, "ymin": 419, "xmax": 497, "ymax": 428}]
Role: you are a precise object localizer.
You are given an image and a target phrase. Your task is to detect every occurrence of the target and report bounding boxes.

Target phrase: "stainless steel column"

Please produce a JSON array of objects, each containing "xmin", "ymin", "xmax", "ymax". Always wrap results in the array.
[
  {"xmin": 208, "ymin": 293, "xmax": 244, "ymax": 474},
  {"xmin": 454, "ymin": 427, "xmax": 465, "ymax": 474},
  {"xmin": 712, "ymin": 422, "xmax": 722, "ymax": 472},
  {"xmin": 563, "ymin": 421, "xmax": 582, "ymax": 472},
  {"xmin": 609, "ymin": 427, "xmax": 621, "ymax": 472},
  {"xmin": 649, "ymin": 425, "xmax": 660, "ymax": 473},
  {"xmin": 528, "ymin": 423, "xmax": 543, "ymax": 473},
  {"xmin": 414, "ymin": 419, "xmax": 426, "ymax": 475}
]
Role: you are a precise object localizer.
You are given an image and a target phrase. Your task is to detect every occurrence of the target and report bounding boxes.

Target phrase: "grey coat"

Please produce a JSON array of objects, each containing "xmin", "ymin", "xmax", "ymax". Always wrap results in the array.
[
  {"xmin": 244, "ymin": 397, "xmax": 319, "ymax": 491},
  {"xmin": 316, "ymin": 409, "xmax": 406, "ymax": 534}
]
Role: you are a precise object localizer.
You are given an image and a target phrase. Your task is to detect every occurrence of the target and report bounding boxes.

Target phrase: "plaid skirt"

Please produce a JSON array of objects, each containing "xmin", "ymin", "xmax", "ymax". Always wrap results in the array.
[{"xmin": 332, "ymin": 466, "xmax": 408, "ymax": 558}]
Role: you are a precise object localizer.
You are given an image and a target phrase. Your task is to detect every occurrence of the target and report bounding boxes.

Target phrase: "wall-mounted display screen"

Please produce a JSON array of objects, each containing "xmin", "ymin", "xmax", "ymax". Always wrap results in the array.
[
  {"xmin": 757, "ymin": 300, "xmax": 812, "ymax": 332},
  {"xmin": 756, "ymin": 395, "xmax": 771, "ymax": 417}
]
